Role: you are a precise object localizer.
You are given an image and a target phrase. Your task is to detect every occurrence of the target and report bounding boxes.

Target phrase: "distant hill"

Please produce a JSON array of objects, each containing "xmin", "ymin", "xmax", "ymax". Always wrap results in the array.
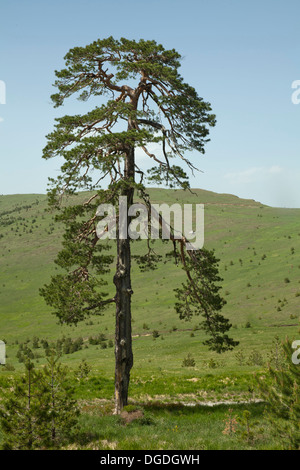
[{"xmin": 0, "ymin": 188, "xmax": 299, "ymax": 372}]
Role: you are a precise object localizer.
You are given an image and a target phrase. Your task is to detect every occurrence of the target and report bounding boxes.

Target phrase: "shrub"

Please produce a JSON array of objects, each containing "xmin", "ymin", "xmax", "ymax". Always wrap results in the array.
[
  {"xmin": 74, "ymin": 359, "xmax": 91, "ymax": 381},
  {"xmin": 247, "ymin": 350, "xmax": 264, "ymax": 366},
  {"xmin": 235, "ymin": 350, "xmax": 246, "ymax": 366},
  {"xmin": 207, "ymin": 358, "xmax": 218, "ymax": 369},
  {"xmin": 182, "ymin": 353, "xmax": 196, "ymax": 367}
]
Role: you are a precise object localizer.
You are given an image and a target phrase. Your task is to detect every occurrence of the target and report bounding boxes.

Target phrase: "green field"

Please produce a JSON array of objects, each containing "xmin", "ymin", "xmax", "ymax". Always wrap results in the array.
[{"xmin": 0, "ymin": 188, "xmax": 299, "ymax": 449}]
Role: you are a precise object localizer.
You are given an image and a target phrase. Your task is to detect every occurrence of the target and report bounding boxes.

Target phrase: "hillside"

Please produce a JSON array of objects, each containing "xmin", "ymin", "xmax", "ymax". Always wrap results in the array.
[{"xmin": 0, "ymin": 188, "xmax": 299, "ymax": 393}]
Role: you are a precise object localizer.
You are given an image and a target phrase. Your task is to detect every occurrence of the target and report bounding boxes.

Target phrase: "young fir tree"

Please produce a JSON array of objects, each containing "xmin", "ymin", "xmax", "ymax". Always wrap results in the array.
[
  {"xmin": 40, "ymin": 37, "xmax": 238, "ymax": 413},
  {"xmin": 39, "ymin": 354, "xmax": 79, "ymax": 448},
  {"xmin": 0, "ymin": 355, "xmax": 78, "ymax": 450},
  {"xmin": 257, "ymin": 338, "xmax": 300, "ymax": 450},
  {"xmin": 0, "ymin": 360, "xmax": 43, "ymax": 450},
  {"xmin": 267, "ymin": 335, "xmax": 287, "ymax": 371}
]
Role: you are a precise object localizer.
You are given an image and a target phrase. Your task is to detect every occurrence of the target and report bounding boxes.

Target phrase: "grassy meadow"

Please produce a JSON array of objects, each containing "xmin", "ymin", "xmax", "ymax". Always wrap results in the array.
[{"xmin": 0, "ymin": 188, "xmax": 299, "ymax": 449}]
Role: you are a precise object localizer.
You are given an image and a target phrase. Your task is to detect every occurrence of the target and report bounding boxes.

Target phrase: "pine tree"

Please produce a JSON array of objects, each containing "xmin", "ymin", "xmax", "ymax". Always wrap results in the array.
[
  {"xmin": 0, "ymin": 360, "xmax": 43, "ymax": 449},
  {"xmin": 0, "ymin": 356, "xmax": 78, "ymax": 449},
  {"xmin": 267, "ymin": 335, "xmax": 287, "ymax": 371},
  {"xmin": 174, "ymin": 249, "xmax": 239, "ymax": 353},
  {"xmin": 39, "ymin": 354, "xmax": 79, "ymax": 448},
  {"xmin": 257, "ymin": 338, "xmax": 300, "ymax": 450},
  {"xmin": 40, "ymin": 37, "xmax": 238, "ymax": 413}
]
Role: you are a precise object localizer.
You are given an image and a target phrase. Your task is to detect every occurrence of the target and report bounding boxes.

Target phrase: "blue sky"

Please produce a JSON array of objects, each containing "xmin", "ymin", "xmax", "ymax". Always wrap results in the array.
[{"xmin": 1, "ymin": 0, "xmax": 300, "ymax": 207}]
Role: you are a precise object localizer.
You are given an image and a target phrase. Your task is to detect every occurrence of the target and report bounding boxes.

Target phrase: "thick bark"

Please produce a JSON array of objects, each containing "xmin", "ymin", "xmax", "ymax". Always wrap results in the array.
[
  {"xmin": 113, "ymin": 230, "xmax": 133, "ymax": 413},
  {"xmin": 113, "ymin": 143, "xmax": 135, "ymax": 414}
]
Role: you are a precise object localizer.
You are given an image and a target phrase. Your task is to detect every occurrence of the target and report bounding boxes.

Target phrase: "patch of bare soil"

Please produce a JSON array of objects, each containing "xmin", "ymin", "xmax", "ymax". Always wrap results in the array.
[{"xmin": 120, "ymin": 409, "xmax": 144, "ymax": 424}]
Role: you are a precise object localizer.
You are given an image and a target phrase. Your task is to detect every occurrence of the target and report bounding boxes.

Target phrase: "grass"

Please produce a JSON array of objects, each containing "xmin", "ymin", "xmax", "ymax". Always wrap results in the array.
[
  {"xmin": 0, "ymin": 188, "xmax": 299, "ymax": 380},
  {"xmin": 0, "ymin": 188, "xmax": 299, "ymax": 449},
  {"xmin": 61, "ymin": 401, "xmax": 279, "ymax": 450},
  {"xmin": 0, "ymin": 397, "xmax": 275, "ymax": 450}
]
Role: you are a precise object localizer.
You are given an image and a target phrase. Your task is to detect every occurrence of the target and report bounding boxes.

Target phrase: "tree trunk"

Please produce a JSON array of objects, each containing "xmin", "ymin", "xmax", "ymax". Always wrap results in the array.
[{"xmin": 113, "ymin": 143, "xmax": 135, "ymax": 414}]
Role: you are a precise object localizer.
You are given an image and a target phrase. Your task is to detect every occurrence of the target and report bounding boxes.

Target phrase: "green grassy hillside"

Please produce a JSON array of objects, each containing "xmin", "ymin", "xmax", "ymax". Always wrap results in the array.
[{"xmin": 0, "ymin": 188, "xmax": 299, "ymax": 401}]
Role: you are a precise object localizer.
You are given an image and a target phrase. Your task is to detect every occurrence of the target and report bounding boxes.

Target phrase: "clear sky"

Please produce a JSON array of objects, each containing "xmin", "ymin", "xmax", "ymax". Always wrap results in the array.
[{"xmin": 1, "ymin": 0, "xmax": 300, "ymax": 207}]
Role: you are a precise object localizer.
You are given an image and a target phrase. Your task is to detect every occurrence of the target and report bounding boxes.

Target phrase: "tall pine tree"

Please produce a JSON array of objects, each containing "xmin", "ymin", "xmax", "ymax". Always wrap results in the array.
[{"xmin": 40, "ymin": 37, "xmax": 238, "ymax": 413}]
